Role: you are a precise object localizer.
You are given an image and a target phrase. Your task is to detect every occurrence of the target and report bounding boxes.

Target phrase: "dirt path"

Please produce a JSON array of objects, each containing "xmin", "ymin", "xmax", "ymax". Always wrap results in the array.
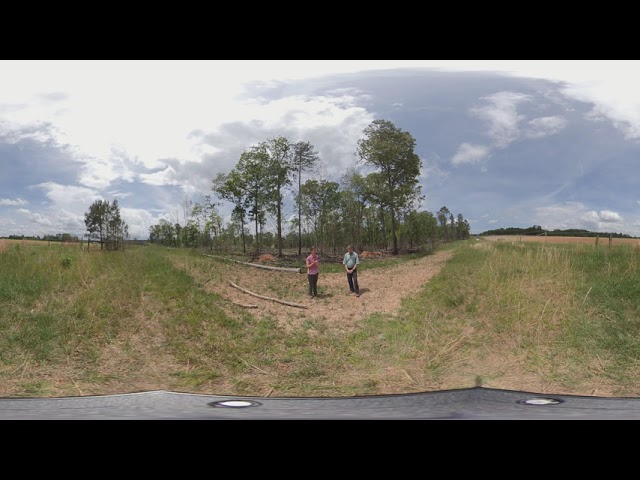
[{"xmin": 198, "ymin": 250, "xmax": 453, "ymax": 331}]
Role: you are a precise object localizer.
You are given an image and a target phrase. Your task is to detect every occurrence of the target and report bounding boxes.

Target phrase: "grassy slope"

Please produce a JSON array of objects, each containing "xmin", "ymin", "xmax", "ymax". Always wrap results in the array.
[
  {"xmin": 2, "ymin": 240, "xmax": 640, "ymax": 397},
  {"xmin": 389, "ymin": 240, "xmax": 640, "ymax": 395},
  {"xmin": 0, "ymin": 244, "xmax": 439, "ymax": 396}
]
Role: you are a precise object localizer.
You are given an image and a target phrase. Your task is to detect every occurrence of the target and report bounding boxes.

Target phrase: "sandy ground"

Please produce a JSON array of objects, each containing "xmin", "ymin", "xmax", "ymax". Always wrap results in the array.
[{"xmin": 199, "ymin": 250, "xmax": 453, "ymax": 330}]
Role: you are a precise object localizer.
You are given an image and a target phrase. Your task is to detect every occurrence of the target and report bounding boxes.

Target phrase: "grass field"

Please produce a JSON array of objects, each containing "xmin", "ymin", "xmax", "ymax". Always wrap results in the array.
[
  {"xmin": 485, "ymin": 235, "xmax": 640, "ymax": 246},
  {"xmin": 2, "ymin": 239, "xmax": 640, "ymax": 397}
]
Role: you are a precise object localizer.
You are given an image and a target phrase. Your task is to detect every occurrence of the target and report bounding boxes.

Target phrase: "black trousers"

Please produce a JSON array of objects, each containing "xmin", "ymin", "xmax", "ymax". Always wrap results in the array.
[
  {"xmin": 308, "ymin": 273, "xmax": 318, "ymax": 296},
  {"xmin": 347, "ymin": 269, "xmax": 360, "ymax": 294}
]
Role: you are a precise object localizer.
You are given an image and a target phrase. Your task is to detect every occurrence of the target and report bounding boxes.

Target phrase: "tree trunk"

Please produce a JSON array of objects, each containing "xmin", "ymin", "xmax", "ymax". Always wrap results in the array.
[
  {"xmin": 390, "ymin": 208, "xmax": 398, "ymax": 255},
  {"xmin": 357, "ymin": 202, "xmax": 363, "ymax": 251},
  {"xmin": 379, "ymin": 207, "xmax": 387, "ymax": 251},
  {"xmin": 298, "ymin": 163, "xmax": 302, "ymax": 256},
  {"xmin": 277, "ymin": 185, "xmax": 283, "ymax": 257},
  {"xmin": 254, "ymin": 202, "xmax": 260, "ymax": 255},
  {"xmin": 240, "ymin": 216, "xmax": 246, "ymax": 253},
  {"xmin": 229, "ymin": 281, "xmax": 308, "ymax": 309}
]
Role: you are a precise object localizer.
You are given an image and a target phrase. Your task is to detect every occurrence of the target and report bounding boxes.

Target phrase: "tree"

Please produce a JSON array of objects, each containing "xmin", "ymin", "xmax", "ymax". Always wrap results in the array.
[
  {"xmin": 291, "ymin": 141, "xmax": 319, "ymax": 255},
  {"xmin": 84, "ymin": 199, "xmax": 108, "ymax": 248},
  {"xmin": 437, "ymin": 206, "xmax": 451, "ymax": 240},
  {"xmin": 84, "ymin": 199, "xmax": 128, "ymax": 251},
  {"xmin": 456, "ymin": 213, "xmax": 470, "ymax": 239},
  {"xmin": 357, "ymin": 119, "xmax": 422, "ymax": 255},
  {"xmin": 213, "ymin": 171, "xmax": 248, "ymax": 252},
  {"xmin": 180, "ymin": 195, "xmax": 193, "ymax": 227},
  {"xmin": 262, "ymin": 137, "xmax": 292, "ymax": 257},
  {"xmin": 300, "ymin": 179, "xmax": 340, "ymax": 253},
  {"xmin": 235, "ymin": 145, "xmax": 270, "ymax": 254},
  {"xmin": 340, "ymin": 168, "xmax": 367, "ymax": 252},
  {"xmin": 190, "ymin": 196, "xmax": 220, "ymax": 249}
]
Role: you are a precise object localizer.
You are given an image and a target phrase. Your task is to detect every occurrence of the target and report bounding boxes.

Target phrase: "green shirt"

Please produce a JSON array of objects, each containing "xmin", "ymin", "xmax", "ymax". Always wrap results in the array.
[{"xmin": 343, "ymin": 252, "xmax": 360, "ymax": 269}]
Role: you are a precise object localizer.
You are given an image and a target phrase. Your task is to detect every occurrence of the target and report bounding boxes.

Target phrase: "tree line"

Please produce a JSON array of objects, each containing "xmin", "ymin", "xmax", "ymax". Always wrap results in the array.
[
  {"xmin": 1, "ymin": 233, "xmax": 80, "ymax": 243},
  {"xmin": 480, "ymin": 225, "xmax": 634, "ymax": 238},
  {"xmin": 147, "ymin": 119, "xmax": 471, "ymax": 254}
]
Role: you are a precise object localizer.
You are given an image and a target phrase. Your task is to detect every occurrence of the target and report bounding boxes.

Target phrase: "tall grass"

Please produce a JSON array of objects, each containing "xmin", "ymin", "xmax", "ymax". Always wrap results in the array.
[
  {"xmin": 0, "ymin": 245, "xmax": 355, "ymax": 396},
  {"xmin": 338, "ymin": 240, "xmax": 640, "ymax": 395},
  {"xmin": 3, "ymin": 240, "xmax": 640, "ymax": 397}
]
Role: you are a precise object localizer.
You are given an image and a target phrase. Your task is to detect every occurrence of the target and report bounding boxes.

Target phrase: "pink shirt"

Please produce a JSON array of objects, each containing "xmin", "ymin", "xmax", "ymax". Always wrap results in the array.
[{"xmin": 306, "ymin": 254, "xmax": 319, "ymax": 275}]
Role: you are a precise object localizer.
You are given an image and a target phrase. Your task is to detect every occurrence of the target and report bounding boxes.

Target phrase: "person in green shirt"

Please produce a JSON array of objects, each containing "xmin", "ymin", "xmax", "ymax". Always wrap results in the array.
[{"xmin": 342, "ymin": 244, "xmax": 360, "ymax": 297}]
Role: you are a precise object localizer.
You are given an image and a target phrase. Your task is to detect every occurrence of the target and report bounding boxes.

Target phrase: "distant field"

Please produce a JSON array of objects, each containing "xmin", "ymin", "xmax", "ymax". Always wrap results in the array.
[
  {"xmin": 0, "ymin": 239, "xmax": 82, "ymax": 247},
  {"xmin": 484, "ymin": 235, "xmax": 640, "ymax": 246},
  {"xmin": 0, "ymin": 239, "xmax": 53, "ymax": 248},
  {"xmin": 0, "ymin": 239, "xmax": 96, "ymax": 253}
]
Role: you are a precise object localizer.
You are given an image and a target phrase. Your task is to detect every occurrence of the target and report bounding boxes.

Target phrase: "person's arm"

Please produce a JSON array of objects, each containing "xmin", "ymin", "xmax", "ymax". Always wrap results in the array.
[{"xmin": 352, "ymin": 254, "xmax": 359, "ymax": 270}]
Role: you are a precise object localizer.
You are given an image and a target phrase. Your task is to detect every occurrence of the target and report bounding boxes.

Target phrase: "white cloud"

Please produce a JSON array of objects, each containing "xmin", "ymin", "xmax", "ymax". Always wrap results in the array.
[
  {"xmin": 159, "ymin": 90, "xmax": 375, "ymax": 191},
  {"xmin": 599, "ymin": 210, "xmax": 623, "ymax": 223},
  {"xmin": 534, "ymin": 202, "xmax": 625, "ymax": 232},
  {"xmin": 471, "ymin": 91, "xmax": 530, "ymax": 148},
  {"xmin": 451, "ymin": 143, "xmax": 490, "ymax": 165},
  {"xmin": 17, "ymin": 208, "xmax": 53, "ymax": 227},
  {"xmin": 525, "ymin": 115, "xmax": 568, "ymax": 138},
  {"xmin": 107, "ymin": 190, "xmax": 133, "ymax": 199},
  {"xmin": 120, "ymin": 207, "xmax": 168, "ymax": 240},
  {"xmin": 0, "ymin": 197, "xmax": 28, "ymax": 206},
  {"xmin": 77, "ymin": 150, "xmax": 138, "ymax": 189},
  {"xmin": 35, "ymin": 182, "xmax": 101, "ymax": 213},
  {"xmin": 421, "ymin": 157, "xmax": 450, "ymax": 181},
  {"xmin": 139, "ymin": 166, "xmax": 180, "ymax": 186}
]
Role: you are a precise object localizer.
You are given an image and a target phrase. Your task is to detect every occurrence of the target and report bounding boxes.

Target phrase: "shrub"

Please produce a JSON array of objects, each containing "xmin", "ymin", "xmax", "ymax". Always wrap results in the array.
[{"xmin": 61, "ymin": 254, "xmax": 73, "ymax": 268}]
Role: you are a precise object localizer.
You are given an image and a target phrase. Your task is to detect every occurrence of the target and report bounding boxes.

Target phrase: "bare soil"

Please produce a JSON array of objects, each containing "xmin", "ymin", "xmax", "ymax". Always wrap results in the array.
[{"xmin": 192, "ymin": 250, "xmax": 453, "ymax": 332}]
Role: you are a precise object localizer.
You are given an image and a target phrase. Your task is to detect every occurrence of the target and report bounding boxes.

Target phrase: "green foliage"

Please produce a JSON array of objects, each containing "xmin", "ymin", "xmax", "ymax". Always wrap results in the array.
[
  {"xmin": 357, "ymin": 119, "xmax": 423, "ymax": 254},
  {"xmin": 144, "ymin": 122, "xmax": 469, "ymax": 255},
  {"xmin": 263, "ymin": 136, "xmax": 294, "ymax": 256},
  {"xmin": 300, "ymin": 179, "xmax": 340, "ymax": 252},
  {"xmin": 84, "ymin": 199, "xmax": 129, "ymax": 251},
  {"xmin": 61, "ymin": 253, "xmax": 72, "ymax": 268}
]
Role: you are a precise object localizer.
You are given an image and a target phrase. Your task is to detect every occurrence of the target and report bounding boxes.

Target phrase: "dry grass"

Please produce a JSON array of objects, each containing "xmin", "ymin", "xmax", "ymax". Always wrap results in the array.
[
  {"xmin": 0, "ymin": 244, "xmax": 456, "ymax": 397},
  {"xmin": 485, "ymin": 235, "xmax": 640, "ymax": 246},
  {"xmin": 177, "ymin": 250, "xmax": 453, "ymax": 335},
  {"xmin": 4, "ymin": 239, "xmax": 639, "ymax": 398}
]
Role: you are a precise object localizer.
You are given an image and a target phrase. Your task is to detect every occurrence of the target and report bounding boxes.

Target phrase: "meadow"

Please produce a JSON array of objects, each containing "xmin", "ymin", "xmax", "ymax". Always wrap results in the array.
[
  {"xmin": 1, "ymin": 238, "xmax": 640, "ymax": 397},
  {"xmin": 485, "ymin": 234, "xmax": 640, "ymax": 247}
]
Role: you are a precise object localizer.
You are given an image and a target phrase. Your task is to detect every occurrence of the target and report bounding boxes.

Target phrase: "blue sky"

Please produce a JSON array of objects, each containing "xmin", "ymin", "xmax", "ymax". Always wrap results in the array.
[{"xmin": 1, "ymin": 60, "xmax": 640, "ymax": 238}]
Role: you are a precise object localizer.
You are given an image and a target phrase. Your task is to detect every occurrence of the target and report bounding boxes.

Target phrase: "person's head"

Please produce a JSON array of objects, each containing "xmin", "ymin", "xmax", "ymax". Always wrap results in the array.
[
  {"xmin": 347, "ymin": 244, "xmax": 353, "ymax": 253},
  {"xmin": 310, "ymin": 246, "xmax": 317, "ymax": 255}
]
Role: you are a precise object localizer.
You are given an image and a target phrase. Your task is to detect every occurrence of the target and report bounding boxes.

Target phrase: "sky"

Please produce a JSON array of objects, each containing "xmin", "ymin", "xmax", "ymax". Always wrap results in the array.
[{"xmin": 2, "ymin": 60, "xmax": 640, "ymax": 239}]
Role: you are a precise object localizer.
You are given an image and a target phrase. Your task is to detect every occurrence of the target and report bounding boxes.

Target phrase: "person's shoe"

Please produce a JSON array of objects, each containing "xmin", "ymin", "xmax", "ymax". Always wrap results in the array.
[{"xmin": 355, "ymin": 293, "xmax": 360, "ymax": 297}]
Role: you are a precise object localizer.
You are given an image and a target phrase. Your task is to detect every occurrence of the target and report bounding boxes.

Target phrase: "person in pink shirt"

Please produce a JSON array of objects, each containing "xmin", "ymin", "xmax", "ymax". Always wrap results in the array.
[{"xmin": 306, "ymin": 247, "xmax": 320, "ymax": 298}]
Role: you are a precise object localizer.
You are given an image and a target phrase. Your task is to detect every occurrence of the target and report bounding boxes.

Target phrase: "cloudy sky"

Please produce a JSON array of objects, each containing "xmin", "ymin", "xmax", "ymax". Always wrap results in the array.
[{"xmin": 2, "ymin": 60, "xmax": 640, "ymax": 238}]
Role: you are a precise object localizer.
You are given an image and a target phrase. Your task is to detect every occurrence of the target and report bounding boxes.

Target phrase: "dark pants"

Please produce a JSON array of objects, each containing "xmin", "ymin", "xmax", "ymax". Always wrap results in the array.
[
  {"xmin": 347, "ymin": 269, "xmax": 360, "ymax": 294},
  {"xmin": 308, "ymin": 274, "xmax": 318, "ymax": 296}
]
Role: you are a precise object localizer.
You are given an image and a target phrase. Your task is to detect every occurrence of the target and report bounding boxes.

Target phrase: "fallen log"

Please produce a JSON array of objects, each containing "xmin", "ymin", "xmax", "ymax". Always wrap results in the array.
[
  {"xmin": 230, "ymin": 300, "xmax": 259, "ymax": 309},
  {"xmin": 229, "ymin": 281, "xmax": 308, "ymax": 309},
  {"xmin": 204, "ymin": 255, "xmax": 303, "ymax": 273}
]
